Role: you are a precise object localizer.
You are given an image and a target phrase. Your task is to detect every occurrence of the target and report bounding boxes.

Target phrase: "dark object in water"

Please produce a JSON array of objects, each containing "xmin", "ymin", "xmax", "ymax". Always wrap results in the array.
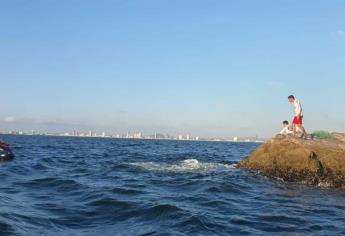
[{"xmin": 0, "ymin": 141, "xmax": 14, "ymax": 161}]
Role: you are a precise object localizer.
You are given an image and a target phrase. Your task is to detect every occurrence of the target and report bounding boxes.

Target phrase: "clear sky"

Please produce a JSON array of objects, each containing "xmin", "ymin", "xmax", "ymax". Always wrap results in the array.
[{"xmin": 1, "ymin": 0, "xmax": 345, "ymax": 138}]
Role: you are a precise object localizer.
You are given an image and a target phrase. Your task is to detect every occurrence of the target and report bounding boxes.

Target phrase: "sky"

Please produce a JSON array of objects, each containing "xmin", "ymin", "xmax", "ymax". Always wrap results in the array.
[{"xmin": 1, "ymin": 0, "xmax": 345, "ymax": 138}]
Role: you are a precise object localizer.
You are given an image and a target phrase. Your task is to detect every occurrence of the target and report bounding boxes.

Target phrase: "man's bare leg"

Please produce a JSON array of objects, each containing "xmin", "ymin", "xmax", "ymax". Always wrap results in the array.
[
  {"xmin": 293, "ymin": 124, "xmax": 298, "ymax": 136},
  {"xmin": 298, "ymin": 125, "xmax": 307, "ymax": 138}
]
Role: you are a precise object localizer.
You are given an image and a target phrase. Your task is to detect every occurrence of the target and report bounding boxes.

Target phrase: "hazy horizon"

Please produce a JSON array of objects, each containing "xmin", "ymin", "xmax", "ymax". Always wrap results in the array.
[{"xmin": 1, "ymin": 1, "xmax": 345, "ymax": 138}]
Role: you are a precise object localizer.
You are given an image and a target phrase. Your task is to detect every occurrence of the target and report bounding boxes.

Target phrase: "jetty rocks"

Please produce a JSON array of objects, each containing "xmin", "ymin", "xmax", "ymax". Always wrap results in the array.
[{"xmin": 239, "ymin": 133, "xmax": 345, "ymax": 188}]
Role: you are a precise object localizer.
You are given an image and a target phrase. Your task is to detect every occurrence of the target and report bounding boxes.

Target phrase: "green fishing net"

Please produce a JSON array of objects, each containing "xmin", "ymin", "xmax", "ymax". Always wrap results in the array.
[{"xmin": 312, "ymin": 131, "xmax": 335, "ymax": 140}]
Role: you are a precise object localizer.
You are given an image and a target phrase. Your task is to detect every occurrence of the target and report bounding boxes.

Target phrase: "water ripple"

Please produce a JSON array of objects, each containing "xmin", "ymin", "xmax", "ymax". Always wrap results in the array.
[{"xmin": 0, "ymin": 135, "xmax": 344, "ymax": 235}]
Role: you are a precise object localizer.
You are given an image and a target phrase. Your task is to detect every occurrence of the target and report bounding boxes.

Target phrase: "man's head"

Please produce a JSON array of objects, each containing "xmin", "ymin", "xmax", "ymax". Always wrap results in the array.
[
  {"xmin": 288, "ymin": 95, "xmax": 295, "ymax": 103},
  {"xmin": 283, "ymin": 120, "xmax": 289, "ymax": 127}
]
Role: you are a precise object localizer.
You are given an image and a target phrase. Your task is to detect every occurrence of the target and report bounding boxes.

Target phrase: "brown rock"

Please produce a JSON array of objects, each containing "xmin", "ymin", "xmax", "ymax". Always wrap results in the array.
[
  {"xmin": 332, "ymin": 132, "xmax": 345, "ymax": 142},
  {"xmin": 239, "ymin": 134, "xmax": 345, "ymax": 188}
]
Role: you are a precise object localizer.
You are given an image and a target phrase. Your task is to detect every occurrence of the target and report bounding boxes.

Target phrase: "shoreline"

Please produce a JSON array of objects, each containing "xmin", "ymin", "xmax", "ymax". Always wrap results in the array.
[{"xmin": 0, "ymin": 133, "xmax": 265, "ymax": 144}]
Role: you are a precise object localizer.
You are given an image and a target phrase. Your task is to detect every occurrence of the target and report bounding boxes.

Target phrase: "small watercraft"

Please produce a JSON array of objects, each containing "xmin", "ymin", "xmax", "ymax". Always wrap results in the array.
[{"xmin": 0, "ymin": 141, "xmax": 14, "ymax": 161}]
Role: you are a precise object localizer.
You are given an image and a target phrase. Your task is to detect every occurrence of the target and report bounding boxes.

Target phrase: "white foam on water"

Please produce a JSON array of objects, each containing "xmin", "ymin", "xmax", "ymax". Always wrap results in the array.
[{"xmin": 128, "ymin": 159, "xmax": 237, "ymax": 173}]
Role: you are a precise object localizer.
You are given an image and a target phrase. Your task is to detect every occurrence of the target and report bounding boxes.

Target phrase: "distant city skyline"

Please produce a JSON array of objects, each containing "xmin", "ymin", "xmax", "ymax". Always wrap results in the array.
[
  {"xmin": 1, "ymin": 1, "xmax": 345, "ymax": 138},
  {"xmin": 2, "ymin": 129, "xmax": 264, "ymax": 143}
]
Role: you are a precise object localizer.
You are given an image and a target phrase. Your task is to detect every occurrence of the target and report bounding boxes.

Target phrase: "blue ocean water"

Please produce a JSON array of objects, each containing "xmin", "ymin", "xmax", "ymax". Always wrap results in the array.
[{"xmin": 0, "ymin": 135, "xmax": 345, "ymax": 236}]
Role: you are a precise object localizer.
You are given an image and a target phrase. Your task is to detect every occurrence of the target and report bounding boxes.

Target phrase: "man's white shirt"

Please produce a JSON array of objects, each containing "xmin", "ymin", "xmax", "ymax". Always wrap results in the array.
[{"xmin": 293, "ymin": 100, "xmax": 303, "ymax": 116}]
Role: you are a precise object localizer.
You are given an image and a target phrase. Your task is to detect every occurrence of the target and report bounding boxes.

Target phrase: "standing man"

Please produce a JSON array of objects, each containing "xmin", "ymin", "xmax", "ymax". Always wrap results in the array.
[{"xmin": 288, "ymin": 95, "xmax": 308, "ymax": 138}]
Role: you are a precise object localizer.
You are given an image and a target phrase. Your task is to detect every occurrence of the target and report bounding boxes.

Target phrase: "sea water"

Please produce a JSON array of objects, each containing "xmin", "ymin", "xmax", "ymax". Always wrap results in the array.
[{"xmin": 0, "ymin": 135, "xmax": 344, "ymax": 235}]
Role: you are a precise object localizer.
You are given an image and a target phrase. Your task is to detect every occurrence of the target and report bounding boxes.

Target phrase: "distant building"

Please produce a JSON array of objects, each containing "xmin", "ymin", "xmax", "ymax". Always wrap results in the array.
[
  {"xmin": 133, "ymin": 132, "xmax": 143, "ymax": 139},
  {"xmin": 155, "ymin": 133, "xmax": 165, "ymax": 139},
  {"xmin": 233, "ymin": 137, "xmax": 238, "ymax": 142}
]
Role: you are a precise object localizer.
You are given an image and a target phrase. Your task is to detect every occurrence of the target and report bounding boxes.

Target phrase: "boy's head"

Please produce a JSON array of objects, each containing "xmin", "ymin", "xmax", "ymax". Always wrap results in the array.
[
  {"xmin": 283, "ymin": 120, "xmax": 289, "ymax": 127},
  {"xmin": 288, "ymin": 95, "xmax": 295, "ymax": 103}
]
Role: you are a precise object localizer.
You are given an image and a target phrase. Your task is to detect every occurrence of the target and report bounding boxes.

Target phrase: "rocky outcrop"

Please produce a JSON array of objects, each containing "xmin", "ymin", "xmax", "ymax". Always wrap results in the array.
[
  {"xmin": 332, "ymin": 133, "xmax": 345, "ymax": 142},
  {"xmin": 239, "ymin": 134, "xmax": 345, "ymax": 188}
]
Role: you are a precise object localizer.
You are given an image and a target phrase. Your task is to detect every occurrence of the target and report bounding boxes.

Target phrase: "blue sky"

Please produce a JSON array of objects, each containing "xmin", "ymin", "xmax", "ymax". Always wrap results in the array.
[{"xmin": 1, "ymin": 0, "xmax": 345, "ymax": 137}]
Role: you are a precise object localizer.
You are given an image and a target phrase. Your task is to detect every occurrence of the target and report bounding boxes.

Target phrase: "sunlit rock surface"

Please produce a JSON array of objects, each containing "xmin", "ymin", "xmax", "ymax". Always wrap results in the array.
[{"xmin": 239, "ymin": 134, "xmax": 345, "ymax": 188}]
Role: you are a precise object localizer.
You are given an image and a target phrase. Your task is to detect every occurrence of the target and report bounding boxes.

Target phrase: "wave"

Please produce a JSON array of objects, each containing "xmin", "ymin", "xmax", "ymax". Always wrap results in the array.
[
  {"xmin": 128, "ymin": 159, "xmax": 237, "ymax": 173},
  {"xmin": 0, "ymin": 221, "xmax": 14, "ymax": 235}
]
